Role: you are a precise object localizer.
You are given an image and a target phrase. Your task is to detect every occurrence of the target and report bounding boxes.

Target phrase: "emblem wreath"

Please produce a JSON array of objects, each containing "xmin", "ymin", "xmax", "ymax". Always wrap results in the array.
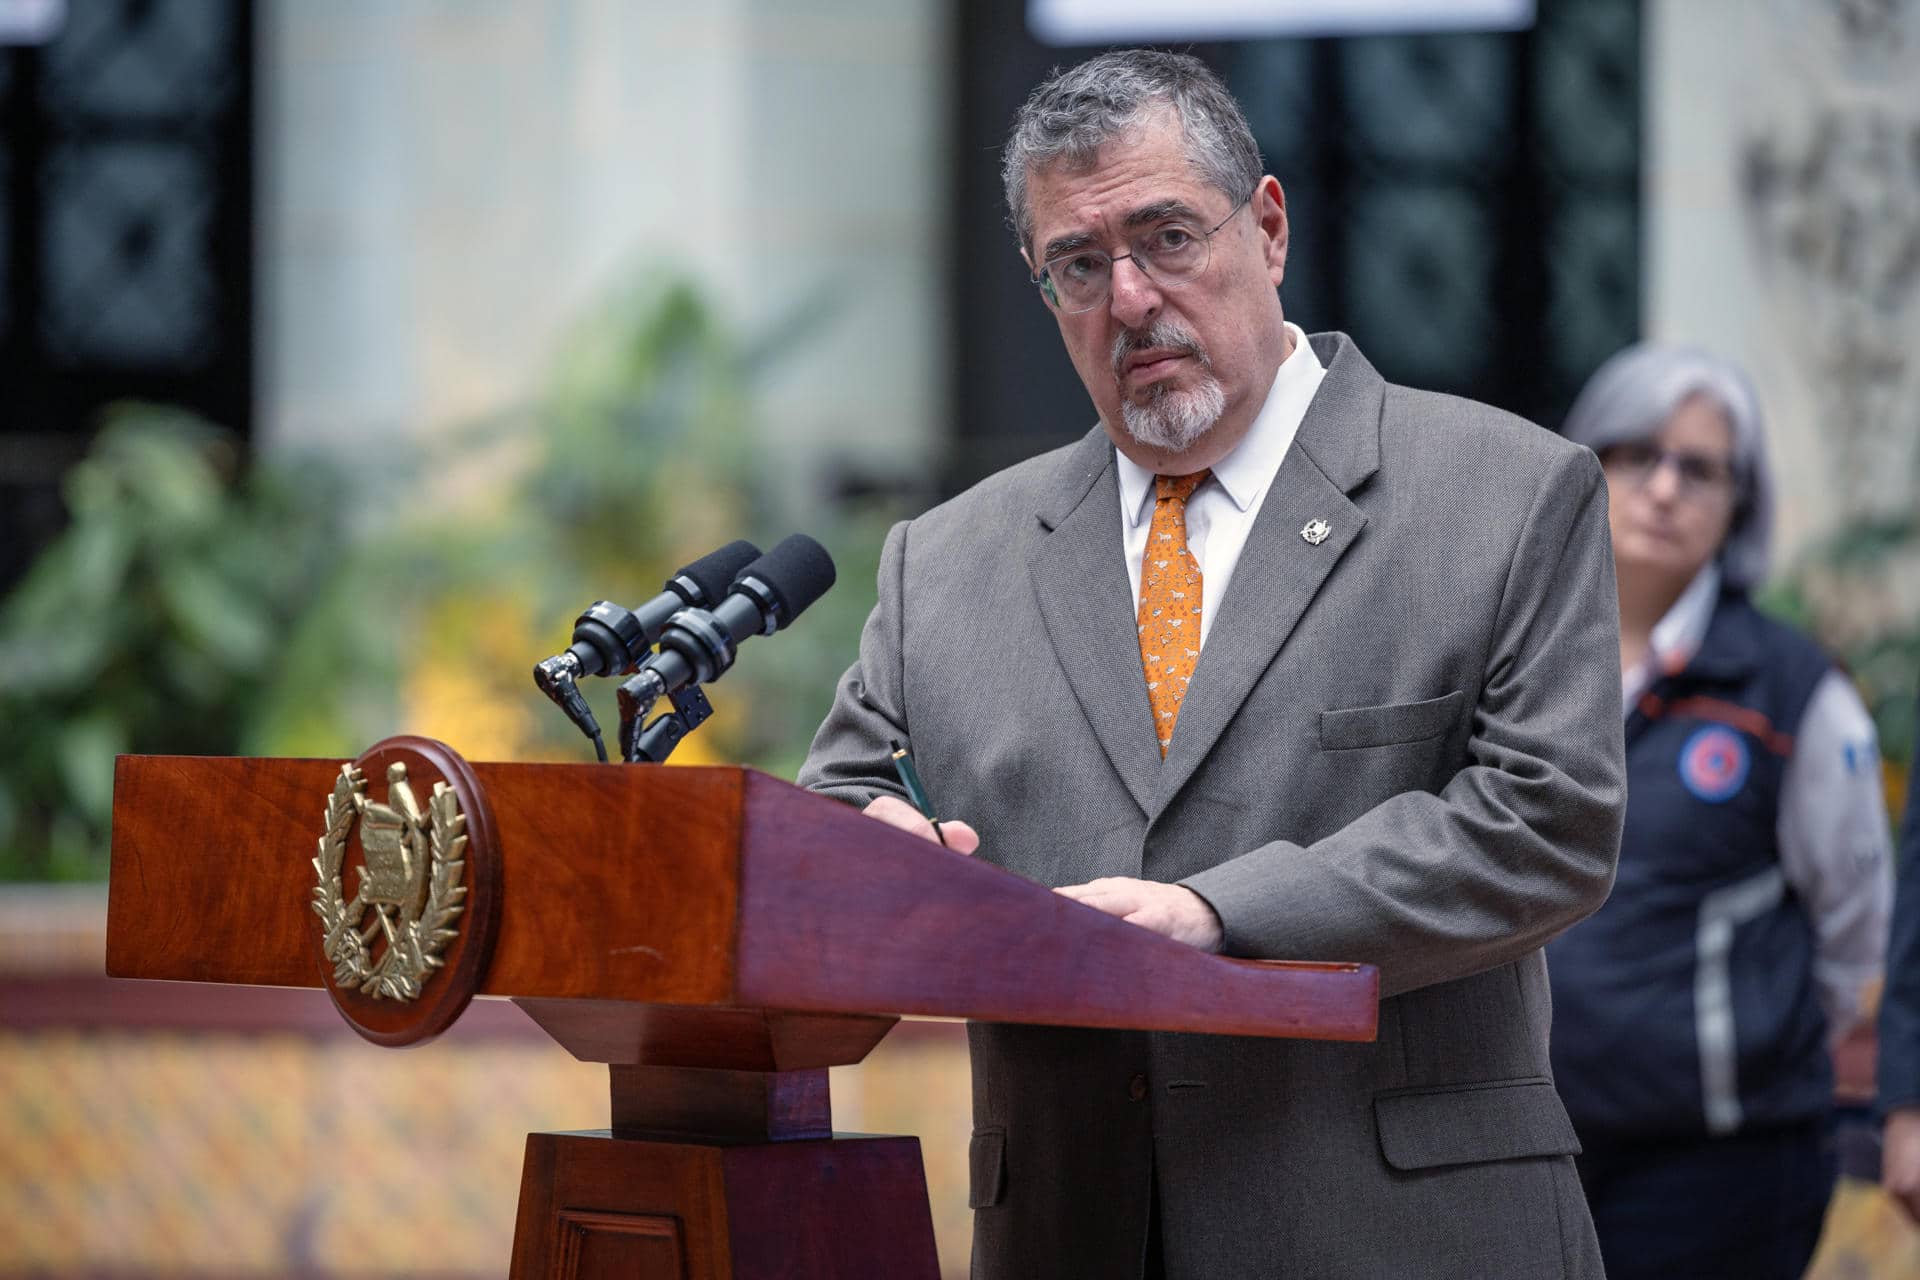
[{"xmin": 311, "ymin": 762, "xmax": 469, "ymax": 1001}]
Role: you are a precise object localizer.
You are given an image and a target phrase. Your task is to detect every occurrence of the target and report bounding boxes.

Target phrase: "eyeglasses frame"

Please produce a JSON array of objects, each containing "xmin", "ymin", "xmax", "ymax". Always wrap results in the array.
[
  {"xmin": 1599, "ymin": 441, "xmax": 1742, "ymax": 502},
  {"xmin": 1030, "ymin": 192, "xmax": 1255, "ymax": 314}
]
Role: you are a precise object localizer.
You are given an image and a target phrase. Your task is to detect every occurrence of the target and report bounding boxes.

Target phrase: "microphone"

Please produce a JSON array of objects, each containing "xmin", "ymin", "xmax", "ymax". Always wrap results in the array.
[
  {"xmin": 533, "ymin": 539, "xmax": 761, "ymax": 760},
  {"xmin": 617, "ymin": 534, "xmax": 837, "ymax": 726},
  {"xmin": 534, "ymin": 539, "xmax": 761, "ymax": 687}
]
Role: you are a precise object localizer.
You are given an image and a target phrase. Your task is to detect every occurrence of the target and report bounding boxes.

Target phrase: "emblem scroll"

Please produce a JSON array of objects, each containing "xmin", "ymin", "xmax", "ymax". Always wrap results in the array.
[{"xmin": 312, "ymin": 762, "xmax": 468, "ymax": 1001}]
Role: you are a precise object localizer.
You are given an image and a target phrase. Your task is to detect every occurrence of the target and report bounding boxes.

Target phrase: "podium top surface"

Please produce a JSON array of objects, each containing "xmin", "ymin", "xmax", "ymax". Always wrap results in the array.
[{"xmin": 106, "ymin": 755, "xmax": 1376, "ymax": 1043}]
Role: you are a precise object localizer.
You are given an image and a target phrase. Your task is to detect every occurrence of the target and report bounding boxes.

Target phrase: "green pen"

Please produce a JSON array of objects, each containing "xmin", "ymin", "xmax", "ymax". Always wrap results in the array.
[{"xmin": 888, "ymin": 739, "xmax": 948, "ymax": 847}]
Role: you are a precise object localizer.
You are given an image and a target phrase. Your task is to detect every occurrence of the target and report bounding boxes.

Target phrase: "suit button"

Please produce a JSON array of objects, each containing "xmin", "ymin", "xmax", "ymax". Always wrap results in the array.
[{"xmin": 1129, "ymin": 1073, "xmax": 1148, "ymax": 1102}]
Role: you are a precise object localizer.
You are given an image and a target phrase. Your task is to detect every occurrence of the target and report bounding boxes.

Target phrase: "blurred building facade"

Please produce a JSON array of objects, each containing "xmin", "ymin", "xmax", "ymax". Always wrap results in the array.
[
  {"xmin": 6, "ymin": 0, "xmax": 1914, "ymax": 588},
  {"xmin": 261, "ymin": 0, "xmax": 953, "ymax": 527},
  {"xmin": 1647, "ymin": 0, "xmax": 1920, "ymax": 699}
]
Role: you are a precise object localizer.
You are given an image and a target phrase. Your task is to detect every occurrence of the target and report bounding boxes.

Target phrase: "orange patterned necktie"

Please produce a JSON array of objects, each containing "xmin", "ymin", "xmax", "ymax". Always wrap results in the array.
[{"xmin": 1138, "ymin": 470, "xmax": 1209, "ymax": 757}]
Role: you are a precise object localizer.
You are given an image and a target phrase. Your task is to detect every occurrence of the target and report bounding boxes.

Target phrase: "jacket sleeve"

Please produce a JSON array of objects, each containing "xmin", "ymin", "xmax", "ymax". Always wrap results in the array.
[
  {"xmin": 1181, "ymin": 445, "xmax": 1627, "ymax": 998},
  {"xmin": 1776, "ymin": 671, "xmax": 1893, "ymax": 1043},
  {"xmin": 794, "ymin": 518, "xmax": 915, "ymax": 811}
]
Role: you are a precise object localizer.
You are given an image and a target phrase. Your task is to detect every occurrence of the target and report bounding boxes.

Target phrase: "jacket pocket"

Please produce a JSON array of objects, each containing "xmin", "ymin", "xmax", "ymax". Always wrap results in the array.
[
  {"xmin": 1373, "ymin": 1076, "xmax": 1581, "ymax": 1171},
  {"xmin": 1320, "ymin": 690, "xmax": 1466, "ymax": 751},
  {"xmin": 968, "ymin": 1127, "xmax": 1007, "ymax": 1208}
]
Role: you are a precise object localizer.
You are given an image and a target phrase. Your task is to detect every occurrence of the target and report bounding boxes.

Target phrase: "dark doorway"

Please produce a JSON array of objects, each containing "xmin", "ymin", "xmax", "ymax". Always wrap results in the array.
[
  {"xmin": 0, "ymin": 0, "xmax": 255, "ymax": 590},
  {"xmin": 949, "ymin": 0, "xmax": 1640, "ymax": 490}
]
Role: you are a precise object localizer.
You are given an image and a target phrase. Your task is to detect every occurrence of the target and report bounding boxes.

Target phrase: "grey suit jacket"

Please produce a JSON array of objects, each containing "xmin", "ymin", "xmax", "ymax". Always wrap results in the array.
[{"xmin": 798, "ymin": 334, "xmax": 1625, "ymax": 1279}]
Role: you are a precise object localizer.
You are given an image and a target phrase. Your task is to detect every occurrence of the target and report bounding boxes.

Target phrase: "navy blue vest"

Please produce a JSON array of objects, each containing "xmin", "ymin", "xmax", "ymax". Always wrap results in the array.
[{"xmin": 1548, "ymin": 592, "xmax": 1833, "ymax": 1143}]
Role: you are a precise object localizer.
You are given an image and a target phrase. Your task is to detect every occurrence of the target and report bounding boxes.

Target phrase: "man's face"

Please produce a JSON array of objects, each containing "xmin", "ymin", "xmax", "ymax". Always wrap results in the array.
[{"xmin": 1022, "ymin": 110, "xmax": 1289, "ymax": 463}]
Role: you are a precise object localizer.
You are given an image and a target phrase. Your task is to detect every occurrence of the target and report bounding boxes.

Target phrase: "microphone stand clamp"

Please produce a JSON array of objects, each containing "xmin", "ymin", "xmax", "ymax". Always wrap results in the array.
[
  {"xmin": 533, "ymin": 654, "xmax": 608, "ymax": 762},
  {"xmin": 617, "ymin": 676, "xmax": 714, "ymax": 764}
]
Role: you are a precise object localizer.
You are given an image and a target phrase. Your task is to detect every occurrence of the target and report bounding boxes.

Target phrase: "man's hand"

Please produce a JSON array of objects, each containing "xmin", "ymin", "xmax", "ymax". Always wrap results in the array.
[
  {"xmin": 1884, "ymin": 1107, "xmax": 1920, "ymax": 1224},
  {"xmin": 1055, "ymin": 877, "xmax": 1225, "ymax": 952},
  {"xmin": 862, "ymin": 794, "xmax": 981, "ymax": 854}
]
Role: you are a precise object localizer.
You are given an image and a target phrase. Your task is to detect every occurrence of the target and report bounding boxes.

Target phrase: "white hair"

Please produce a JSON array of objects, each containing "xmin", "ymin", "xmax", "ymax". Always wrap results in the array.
[{"xmin": 1561, "ymin": 343, "xmax": 1775, "ymax": 590}]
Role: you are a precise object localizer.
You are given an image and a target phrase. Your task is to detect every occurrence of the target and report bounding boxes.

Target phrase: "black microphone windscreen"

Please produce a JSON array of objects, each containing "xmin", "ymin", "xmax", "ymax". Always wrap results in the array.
[
  {"xmin": 745, "ymin": 534, "xmax": 837, "ymax": 626},
  {"xmin": 679, "ymin": 539, "xmax": 761, "ymax": 605}
]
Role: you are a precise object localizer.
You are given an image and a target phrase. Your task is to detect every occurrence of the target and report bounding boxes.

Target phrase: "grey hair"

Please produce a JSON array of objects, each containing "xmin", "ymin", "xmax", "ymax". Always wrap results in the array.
[
  {"xmin": 1561, "ymin": 342, "xmax": 1776, "ymax": 590},
  {"xmin": 1002, "ymin": 49, "xmax": 1262, "ymax": 256}
]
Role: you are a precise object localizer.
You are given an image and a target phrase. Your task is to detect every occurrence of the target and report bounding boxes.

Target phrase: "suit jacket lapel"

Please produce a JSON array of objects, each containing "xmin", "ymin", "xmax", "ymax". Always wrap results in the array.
[
  {"xmin": 1028, "ymin": 428, "xmax": 1164, "ymax": 817},
  {"xmin": 1151, "ymin": 333, "xmax": 1384, "ymax": 814}
]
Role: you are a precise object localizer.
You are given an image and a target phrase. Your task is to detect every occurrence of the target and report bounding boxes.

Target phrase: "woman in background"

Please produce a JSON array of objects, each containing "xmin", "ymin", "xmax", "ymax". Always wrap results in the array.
[{"xmin": 1547, "ymin": 343, "xmax": 1892, "ymax": 1279}]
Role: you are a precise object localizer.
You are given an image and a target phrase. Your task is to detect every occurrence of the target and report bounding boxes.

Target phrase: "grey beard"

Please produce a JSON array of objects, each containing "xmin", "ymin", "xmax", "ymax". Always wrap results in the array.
[
  {"xmin": 1119, "ymin": 375, "xmax": 1227, "ymax": 452},
  {"xmin": 1111, "ymin": 319, "xmax": 1225, "ymax": 452}
]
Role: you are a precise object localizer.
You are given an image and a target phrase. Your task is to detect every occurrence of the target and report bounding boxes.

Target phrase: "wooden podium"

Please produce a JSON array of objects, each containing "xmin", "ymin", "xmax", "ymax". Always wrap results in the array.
[{"xmin": 105, "ymin": 739, "xmax": 1378, "ymax": 1278}]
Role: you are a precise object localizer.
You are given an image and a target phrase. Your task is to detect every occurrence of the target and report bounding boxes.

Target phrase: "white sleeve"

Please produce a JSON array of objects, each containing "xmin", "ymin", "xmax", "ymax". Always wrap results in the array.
[{"xmin": 1777, "ymin": 669, "xmax": 1894, "ymax": 1044}]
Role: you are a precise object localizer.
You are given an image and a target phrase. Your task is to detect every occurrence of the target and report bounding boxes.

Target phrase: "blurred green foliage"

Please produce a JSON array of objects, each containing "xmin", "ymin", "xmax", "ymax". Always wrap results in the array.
[
  {"xmin": 0, "ymin": 409, "xmax": 350, "ymax": 879},
  {"xmin": 0, "ymin": 278, "xmax": 903, "ymax": 881}
]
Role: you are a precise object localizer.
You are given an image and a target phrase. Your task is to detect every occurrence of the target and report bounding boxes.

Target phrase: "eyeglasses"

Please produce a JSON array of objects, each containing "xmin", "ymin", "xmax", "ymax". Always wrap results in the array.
[
  {"xmin": 1599, "ymin": 441, "xmax": 1739, "ymax": 499},
  {"xmin": 1031, "ymin": 196, "xmax": 1251, "ymax": 314}
]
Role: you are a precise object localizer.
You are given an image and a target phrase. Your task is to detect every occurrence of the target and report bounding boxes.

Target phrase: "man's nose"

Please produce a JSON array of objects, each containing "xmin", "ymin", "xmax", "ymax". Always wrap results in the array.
[{"xmin": 1107, "ymin": 255, "xmax": 1162, "ymax": 329}]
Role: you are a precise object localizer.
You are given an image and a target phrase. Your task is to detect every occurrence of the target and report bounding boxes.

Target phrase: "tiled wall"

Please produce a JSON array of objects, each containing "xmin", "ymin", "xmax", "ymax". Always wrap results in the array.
[{"xmin": 0, "ymin": 888, "xmax": 976, "ymax": 1278}]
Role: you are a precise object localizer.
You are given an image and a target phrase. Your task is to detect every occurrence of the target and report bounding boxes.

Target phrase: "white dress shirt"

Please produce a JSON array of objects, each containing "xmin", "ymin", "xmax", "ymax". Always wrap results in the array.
[
  {"xmin": 1115, "ymin": 322, "xmax": 1328, "ymax": 647},
  {"xmin": 1627, "ymin": 562, "xmax": 1893, "ymax": 1041}
]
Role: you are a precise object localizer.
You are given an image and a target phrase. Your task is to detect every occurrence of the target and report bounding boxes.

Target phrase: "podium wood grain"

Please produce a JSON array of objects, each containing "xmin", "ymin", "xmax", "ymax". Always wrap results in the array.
[{"xmin": 107, "ymin": 757, "xmax": 1377, "ymax": 1044}]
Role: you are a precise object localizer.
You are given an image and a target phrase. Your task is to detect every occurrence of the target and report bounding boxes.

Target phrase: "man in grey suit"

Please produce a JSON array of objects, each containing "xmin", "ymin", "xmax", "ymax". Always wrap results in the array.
[{"xmin": 799, "ymin": 49, "xmax": 1625, "ymax": 1278}]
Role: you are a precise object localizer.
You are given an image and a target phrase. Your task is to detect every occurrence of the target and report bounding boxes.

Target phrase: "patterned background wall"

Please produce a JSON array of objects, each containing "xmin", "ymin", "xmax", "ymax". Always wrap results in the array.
[{"xmin": 1, "ymin": 888, "xmax": 978, "ymax": 1278}]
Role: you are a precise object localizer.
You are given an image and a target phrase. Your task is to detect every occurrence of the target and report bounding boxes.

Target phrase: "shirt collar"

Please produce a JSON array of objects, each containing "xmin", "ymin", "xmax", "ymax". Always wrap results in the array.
[
  {"xmin": 1117, "ymin": 322, "xmax": 1325, "ymax": 526},
  {"xmin": 1649, "ymin": 562, "xmax": 1722, "ymax": 673}
]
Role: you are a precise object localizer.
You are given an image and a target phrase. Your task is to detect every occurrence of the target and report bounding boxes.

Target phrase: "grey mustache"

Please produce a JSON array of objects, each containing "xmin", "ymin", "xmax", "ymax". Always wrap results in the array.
[{"xmin": 1111, "ymin": 322, "xmax": 1208, "ymax": 379}]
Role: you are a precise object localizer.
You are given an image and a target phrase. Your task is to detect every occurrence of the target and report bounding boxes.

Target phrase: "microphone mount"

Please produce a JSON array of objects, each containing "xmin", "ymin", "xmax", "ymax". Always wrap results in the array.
[
  {"xmin": 618, "ymin": 682, "xmax": 715, "ymax": 764},
  {"xmin": 533, "ymin": 655, "xmax": 608, "ymax": 762}
]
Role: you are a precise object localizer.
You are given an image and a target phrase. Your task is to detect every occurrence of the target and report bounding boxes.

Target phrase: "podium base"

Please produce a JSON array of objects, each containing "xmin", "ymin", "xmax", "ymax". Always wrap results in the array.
[{"xmin": 509, "ymin": 1129, "xmax": 941, "ymax": 1280}]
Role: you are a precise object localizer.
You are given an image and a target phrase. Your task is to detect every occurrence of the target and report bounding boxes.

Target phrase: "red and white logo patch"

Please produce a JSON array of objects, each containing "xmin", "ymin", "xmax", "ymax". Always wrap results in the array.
[{"xmin": 1679, "ymin": 725, "xmax": 1750, "ymax": 803}]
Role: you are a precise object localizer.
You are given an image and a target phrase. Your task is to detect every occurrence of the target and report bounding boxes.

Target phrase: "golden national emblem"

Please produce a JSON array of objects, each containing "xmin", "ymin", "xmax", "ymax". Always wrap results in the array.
[{"xmin": 311, "ymin": 760, "xmax": 469, "ymax": 1001}]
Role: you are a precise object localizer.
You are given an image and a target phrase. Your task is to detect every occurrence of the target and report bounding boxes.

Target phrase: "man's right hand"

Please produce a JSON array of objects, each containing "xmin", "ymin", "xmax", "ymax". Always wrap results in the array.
[
  {"xmin": 862, "ymin": 794, "xmax": 980, "ymax": 854},
  {"xmin": 1884, "ymin": 1107, "xmax": 1920, "ymax": 1224}
]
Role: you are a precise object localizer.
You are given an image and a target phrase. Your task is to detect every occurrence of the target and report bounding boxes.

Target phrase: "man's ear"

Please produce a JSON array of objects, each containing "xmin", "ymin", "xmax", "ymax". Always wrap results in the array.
[{"xmin": 1256, "ymin": 175, "xmax": 1289, "ymax": 289}]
